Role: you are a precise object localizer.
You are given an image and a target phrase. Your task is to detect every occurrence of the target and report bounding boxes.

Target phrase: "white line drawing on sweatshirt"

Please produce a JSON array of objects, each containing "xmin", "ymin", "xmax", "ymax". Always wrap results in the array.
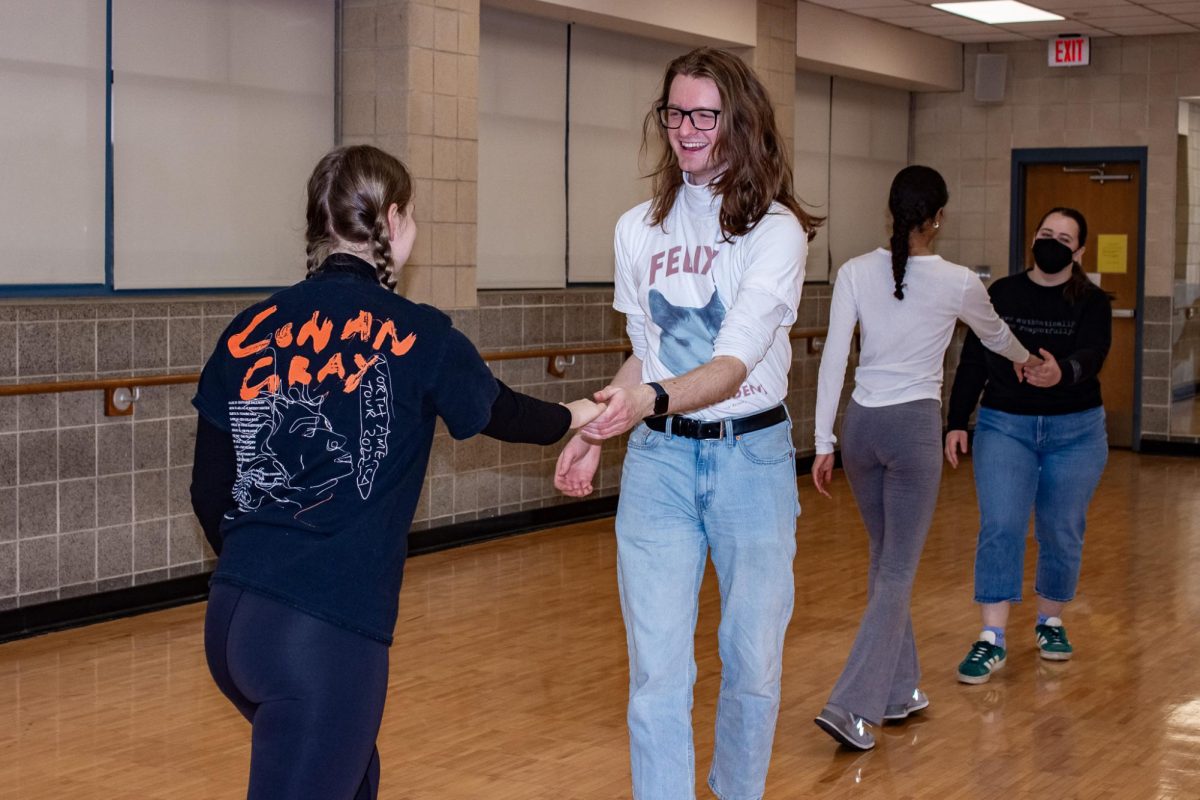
[{"xmin": 227, "ymin": 347, "xmax": 394, "ymax": 524}]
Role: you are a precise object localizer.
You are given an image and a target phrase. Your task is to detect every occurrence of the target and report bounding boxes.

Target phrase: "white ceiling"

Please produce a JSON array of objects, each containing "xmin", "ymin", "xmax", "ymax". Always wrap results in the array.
[{"xmin": 804, "ymin": 0, "xmax": 1200, "ymax": 42}]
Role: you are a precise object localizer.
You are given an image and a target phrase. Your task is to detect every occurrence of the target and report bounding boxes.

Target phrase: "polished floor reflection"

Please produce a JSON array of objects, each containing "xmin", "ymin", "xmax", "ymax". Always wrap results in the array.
[{"xmin": 1, "ymin": 451, "xmax": 1198, "ymax": 799}]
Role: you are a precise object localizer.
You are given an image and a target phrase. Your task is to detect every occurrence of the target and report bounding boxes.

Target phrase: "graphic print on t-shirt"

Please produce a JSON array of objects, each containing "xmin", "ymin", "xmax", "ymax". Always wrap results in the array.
[
  {"xmin": 648, "ymin": 288, "xmax": 726, "ymax": 375},
  {"xmin": 221, "ymin": 304, "xmax": 413, "ymax": 524},
  {"xmin": 355, "ymin": 357, "xmax": 391, "ymax": 500},
  {"xmin": 229, "ymin": 375, "xmax": 357, "ymax": 520}
]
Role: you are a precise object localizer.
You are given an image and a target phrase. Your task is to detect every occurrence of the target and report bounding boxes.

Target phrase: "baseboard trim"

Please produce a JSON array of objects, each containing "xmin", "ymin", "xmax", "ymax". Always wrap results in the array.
[
  {"xmin": 0, "ymin": 574, "xmax": 212, "ymax": 644},
  {"xmin": 1171, "ymin": 381, "xmax": 1200, "ymax": 403},
  {"xmin": 1138, "ymin": 438, "xmax": 1200, "ymax": 457},
  {"xmin": 0, "ymin": 496, "xmax": 622, "ymax": 644},
  {"xmin": 408, "ymin": 495, "xmax": 619, "ymax": 556}
]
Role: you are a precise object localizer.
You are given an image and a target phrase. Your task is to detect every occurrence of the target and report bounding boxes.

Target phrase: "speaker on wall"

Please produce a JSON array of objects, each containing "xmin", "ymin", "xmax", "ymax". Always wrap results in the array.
[{"xmin": 975, "ymin": 54, "xmax": 1007, "ymax": 103}]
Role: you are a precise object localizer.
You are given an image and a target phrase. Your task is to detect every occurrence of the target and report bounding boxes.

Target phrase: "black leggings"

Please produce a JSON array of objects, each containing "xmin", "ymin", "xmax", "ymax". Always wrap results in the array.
[{"xmin": 204, "ymin": 583, "xmax": 390, "ymax": 800}]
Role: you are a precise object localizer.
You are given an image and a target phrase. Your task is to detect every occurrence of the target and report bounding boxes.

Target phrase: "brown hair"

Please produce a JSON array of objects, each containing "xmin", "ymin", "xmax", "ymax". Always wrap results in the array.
[
  {"xmin": 304, "ymin": 145, "xmax": 413, "ymax": 291},
  {"xmin": 642, "ymin": 48, "xmax": 823, "ymax": 242}
]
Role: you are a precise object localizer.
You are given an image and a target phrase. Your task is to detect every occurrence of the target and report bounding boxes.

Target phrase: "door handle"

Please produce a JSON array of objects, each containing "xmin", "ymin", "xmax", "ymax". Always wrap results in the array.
[{"xmin": 1112, "ymin": 308, "xmax": 1136, "ymax": 319}]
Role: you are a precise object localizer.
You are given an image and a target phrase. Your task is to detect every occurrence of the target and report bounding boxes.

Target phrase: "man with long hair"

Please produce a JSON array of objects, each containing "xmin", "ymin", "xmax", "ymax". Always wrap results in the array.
[{"xmin": 555, "ymin": 48, "xmax": 821, "ymax": 800}]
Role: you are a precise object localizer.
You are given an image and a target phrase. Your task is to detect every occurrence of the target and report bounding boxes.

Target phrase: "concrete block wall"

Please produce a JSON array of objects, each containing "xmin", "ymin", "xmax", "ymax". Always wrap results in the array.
[{"xmin": 911, "ymin": 34, "xmax": 1200, "ymax": 443}]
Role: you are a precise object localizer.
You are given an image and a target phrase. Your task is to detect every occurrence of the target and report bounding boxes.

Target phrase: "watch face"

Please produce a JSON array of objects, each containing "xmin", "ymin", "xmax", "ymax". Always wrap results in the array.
[{"xmin": 652, "ymin": 383, "xmax": 669, "ymax": 416}]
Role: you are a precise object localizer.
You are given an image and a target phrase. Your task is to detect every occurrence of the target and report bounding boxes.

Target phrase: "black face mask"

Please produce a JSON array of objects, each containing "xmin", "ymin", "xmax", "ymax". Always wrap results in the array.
[{"xmin": 1032, "ymin": 237, "xmax": 1075, "ymax": 274}]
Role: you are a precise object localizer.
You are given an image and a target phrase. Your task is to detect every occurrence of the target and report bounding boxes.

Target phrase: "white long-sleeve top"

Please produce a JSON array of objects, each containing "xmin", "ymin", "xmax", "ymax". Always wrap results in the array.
[
  {"xmin": 814, "ymin": 248, "xmax": 1029, "ymax": 454},
  {"xmin": 613, "ymin": 175, "xmax": 808, "ymax": 420}
]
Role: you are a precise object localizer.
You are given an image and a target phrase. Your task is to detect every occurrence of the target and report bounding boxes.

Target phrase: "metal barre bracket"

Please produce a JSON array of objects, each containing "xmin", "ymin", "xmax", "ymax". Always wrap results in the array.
[{"xmin": 104, "ymin": 386, "xmax": 141, "ymax": 417}]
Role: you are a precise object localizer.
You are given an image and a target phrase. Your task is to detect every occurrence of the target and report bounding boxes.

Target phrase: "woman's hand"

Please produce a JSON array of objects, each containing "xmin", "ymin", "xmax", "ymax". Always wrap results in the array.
[
  {"xmin": 811, "ymin": 453, "xmax": 835, "ymax": 498},
  {"xmin": 562, "ymin": 399, "xmax": 608, "ymax": 430},
  {"xmin": 553, "ymin": 432, "xmax": 602, "ymax": 497},
  {"xmin": 1013, "ymin": 352, "xmax": 1044, "ymax": 383},
  {"xmin": 1023, "ymin": 348, "xmax": 1062, "ymax": 388},
  {"xmin": 945, "ymin": 430, "xmax": 969, "ymax": 468}
]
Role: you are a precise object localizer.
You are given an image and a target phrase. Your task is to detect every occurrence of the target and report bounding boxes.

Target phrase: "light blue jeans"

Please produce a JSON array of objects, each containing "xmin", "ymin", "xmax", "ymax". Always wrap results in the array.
[
  {"xmin": 972, "ymin": 406, "xmax": 1108, "ymax": 604},
  {"xmin": 615, "ymin": 417, "xmax": 800, "ymax": 800}
]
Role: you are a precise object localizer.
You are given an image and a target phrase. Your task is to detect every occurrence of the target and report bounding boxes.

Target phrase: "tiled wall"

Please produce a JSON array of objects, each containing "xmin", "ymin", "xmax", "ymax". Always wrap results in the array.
[
  {"xmin": 0, "ymin": 300, "xmax": 244, "ymax": 612},
  {"xmin": 911, "ymin": 34, "xmax": 1200, "ymax": 443},
  {"xmin": 341, "ymin": 0, "xmax": 480, "ymax": 308},
  {"xmin": 0, "ymin": 288, "xmax": 844, "ymax": 610},
  {"xmin": 753, "ymin": 0, "xmax": 798, "ymax": 153}
]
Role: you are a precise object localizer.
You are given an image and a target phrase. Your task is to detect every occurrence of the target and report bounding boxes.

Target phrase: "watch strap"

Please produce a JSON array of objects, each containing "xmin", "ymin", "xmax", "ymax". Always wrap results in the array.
[{"xmin": 646, "ymin": 381, "xmax": 669, "ymax": 417}]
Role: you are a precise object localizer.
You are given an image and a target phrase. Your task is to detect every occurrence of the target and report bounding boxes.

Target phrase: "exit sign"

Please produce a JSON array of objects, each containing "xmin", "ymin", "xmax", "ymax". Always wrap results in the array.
[{"xmin": 1049, "ymin": 35, "xmax": 1090, "ymax": 67}]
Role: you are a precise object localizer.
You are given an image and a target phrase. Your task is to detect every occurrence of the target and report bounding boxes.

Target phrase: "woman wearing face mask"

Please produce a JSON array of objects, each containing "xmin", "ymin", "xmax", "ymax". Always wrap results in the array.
[{"xmin": 945, "ymin": 207, "xmax": 1112, "ymax": 685}]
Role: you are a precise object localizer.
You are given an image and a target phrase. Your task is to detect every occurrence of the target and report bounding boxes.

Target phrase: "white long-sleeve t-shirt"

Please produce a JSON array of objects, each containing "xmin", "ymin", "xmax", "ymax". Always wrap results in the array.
[
  {"xmin": 814, "ymin": 248, "xmax": 1029, "ymax": 454},
  {"xmin": 613, "ymin": 176, "xmax": 808, "ymax": 420}
]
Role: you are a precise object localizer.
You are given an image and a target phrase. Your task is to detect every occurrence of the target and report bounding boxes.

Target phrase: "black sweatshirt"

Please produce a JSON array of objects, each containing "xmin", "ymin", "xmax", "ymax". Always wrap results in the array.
[
  {"xmin": 946, "ymin": 271, "xmax": 1111, "ymax": 431},
  {"xmin": 191, "ymin": 379, "xmax": 569, "ymax": 558},
  {"xmin": 188, "ymin": 253, "xmax": 573, "ymax": 643}
]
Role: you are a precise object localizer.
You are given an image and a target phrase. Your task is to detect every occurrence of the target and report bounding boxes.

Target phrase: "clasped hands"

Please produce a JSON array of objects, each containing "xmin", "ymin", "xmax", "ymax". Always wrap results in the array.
[
  {"xmin": 555, "ymin": 383, "xmax": 656, "ymax": 498},
  {"xmin": 1012, "ymin": 348, "xmax": 1061, "ymax": 387}
]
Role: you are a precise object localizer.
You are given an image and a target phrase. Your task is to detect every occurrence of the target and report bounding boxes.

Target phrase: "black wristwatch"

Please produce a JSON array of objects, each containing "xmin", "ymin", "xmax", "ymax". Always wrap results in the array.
[{"xmin": 646, "ymin": 381, "xmax": 669, "ymax": 417}]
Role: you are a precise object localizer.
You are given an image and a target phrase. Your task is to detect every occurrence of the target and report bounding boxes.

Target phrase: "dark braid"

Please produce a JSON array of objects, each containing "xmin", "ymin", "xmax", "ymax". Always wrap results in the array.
[
  {"xmin": 303, "ymin": 145, "xmax": 413, "ymax": 291},
  {"xmin": 886, "ymin": 165, "xmax": 949, "ymax": 301},
  {"xmin": 889, "ymin": 211, "xmax": 915, "ymax": 300}
]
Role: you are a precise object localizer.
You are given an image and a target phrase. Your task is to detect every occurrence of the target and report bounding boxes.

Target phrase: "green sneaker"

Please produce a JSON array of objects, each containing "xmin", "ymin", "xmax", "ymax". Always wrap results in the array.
[
  {"xmin": 957, "ymin": 630, "xmax": 1006, "ymax": 684},
  {"xmin": 1035, "ymin": 617, "xmax": 1073, "ymax": 661}
]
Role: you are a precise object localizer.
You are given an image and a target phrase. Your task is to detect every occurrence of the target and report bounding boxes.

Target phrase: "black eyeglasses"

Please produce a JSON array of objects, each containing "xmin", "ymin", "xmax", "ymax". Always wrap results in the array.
[{"xmin": 656, "ymin": 106, "xmax": 721, "ymax": 131}]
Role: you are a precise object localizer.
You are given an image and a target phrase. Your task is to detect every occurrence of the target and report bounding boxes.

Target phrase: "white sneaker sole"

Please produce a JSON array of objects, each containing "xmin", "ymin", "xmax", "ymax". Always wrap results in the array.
[
  {"xmin": 1039, "ymin": 649, "xmax": 1072, "ymax": 661},
  {"xmin": 814, "ymin": 715, "xmax": 875, "ymax": 751},
  {"xmin": 882, "ymin": 697, "xmax": 930, "ymax": 721},
  {"xmin": 957, "ymin": 655, "xmax": 1005, "ymax": 684}
]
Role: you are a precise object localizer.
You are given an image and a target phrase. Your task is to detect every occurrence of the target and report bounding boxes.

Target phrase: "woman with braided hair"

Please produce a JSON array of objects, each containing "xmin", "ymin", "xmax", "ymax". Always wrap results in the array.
[
  {"xmin": 809, "ymin": 165, "xmax": 1041, "ymax": 750},
  {"xmin": 190, "ymin": 145, "xmax": 605, "ymax": 799}
]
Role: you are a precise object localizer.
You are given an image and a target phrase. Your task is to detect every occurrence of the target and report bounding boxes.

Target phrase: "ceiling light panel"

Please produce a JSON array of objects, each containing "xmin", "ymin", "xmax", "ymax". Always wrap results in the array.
[{"xmin": 932, "ymin": 1, "xmax": 1067, "ymax": 23}]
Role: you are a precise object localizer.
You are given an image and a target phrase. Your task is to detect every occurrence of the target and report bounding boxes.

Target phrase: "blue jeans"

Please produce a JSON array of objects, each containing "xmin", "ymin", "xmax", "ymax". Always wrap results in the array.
[
  {"xmin": 972, "ymin": 406, "xmax": 1108, "ymax": 604},
  {"xmin": 615, "ymin": 417, "xmax": 799, "ymax": 800}
]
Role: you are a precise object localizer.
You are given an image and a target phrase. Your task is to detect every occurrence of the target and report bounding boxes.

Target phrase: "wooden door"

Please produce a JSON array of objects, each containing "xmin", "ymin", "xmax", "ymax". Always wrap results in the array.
[{"xmin": 1023, "ymin": 162, "xmax": 1140, "ymax": 447}]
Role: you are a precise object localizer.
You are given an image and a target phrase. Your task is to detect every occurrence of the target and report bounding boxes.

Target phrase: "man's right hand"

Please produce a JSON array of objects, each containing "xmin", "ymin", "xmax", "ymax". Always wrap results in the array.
[{"xmin": 581, "ymin": 383, "xmax": 656, "ymax": 441}]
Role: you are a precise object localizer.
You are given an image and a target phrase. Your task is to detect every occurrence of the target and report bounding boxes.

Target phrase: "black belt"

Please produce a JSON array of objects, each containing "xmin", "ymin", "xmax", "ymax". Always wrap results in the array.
[{"xmin": 643, "ymin": 404, "xmax": 786, "ymax": 440}]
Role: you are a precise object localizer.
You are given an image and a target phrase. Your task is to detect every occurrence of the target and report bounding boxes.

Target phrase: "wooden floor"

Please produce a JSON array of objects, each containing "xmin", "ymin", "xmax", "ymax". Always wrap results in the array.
[{"xmin": 2, "ymin": 451, "xmax": 1199, "ymax": 799}]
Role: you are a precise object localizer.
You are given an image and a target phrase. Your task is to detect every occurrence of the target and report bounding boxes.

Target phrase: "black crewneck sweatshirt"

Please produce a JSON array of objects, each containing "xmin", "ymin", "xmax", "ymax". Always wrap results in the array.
[{"xmin": 947, "ymin": 271, "xmax": 1111, "ymax": 430}]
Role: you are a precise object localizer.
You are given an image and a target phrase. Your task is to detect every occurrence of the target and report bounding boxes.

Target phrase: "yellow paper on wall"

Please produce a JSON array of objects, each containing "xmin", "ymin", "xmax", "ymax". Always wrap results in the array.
[{"xmin": 1096, "ymin": 234, "xmax": 1127, "ymax": 274}]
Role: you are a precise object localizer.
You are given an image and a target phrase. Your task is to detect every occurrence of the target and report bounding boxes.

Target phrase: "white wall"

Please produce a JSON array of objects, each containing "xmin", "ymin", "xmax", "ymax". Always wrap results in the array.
[
  {"xmin": 828, "ymin": 77, "xmax": 910, "ymax": 275},
  {"xmin": 0, "ymin": 1, "xmax": 106, "ymax": 286},
  {"xmin": 793, "ymin": 70, "xmax": 832, "ymax": 281},
  {"xmin": 485, "ymin": 0, "xmax": 756, "ymax": 48},
  {"xmin": 477, "ymin": 7, "xmax": 568, "ymax": 289},
  {"xmin": 796, "ymin": 2, "xmax": 961, "ymax": 93},
  {"xmin": 0, "ymin": 0, "xmax": 336, "ymax": 291},
  {"xmin": 112, "ymin": 0, "xmax": 334, "ymax": 290},
  {"xmin": 566, "ymin": 25, "xmax": 689, "ymax": 283},
  {"xmin": 794, "ymin": 71, "xmax": 910, "ymax": 281},
  {"xmin": 477, "ymin": 5, "xmax": 913, "ymax": 289}
]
